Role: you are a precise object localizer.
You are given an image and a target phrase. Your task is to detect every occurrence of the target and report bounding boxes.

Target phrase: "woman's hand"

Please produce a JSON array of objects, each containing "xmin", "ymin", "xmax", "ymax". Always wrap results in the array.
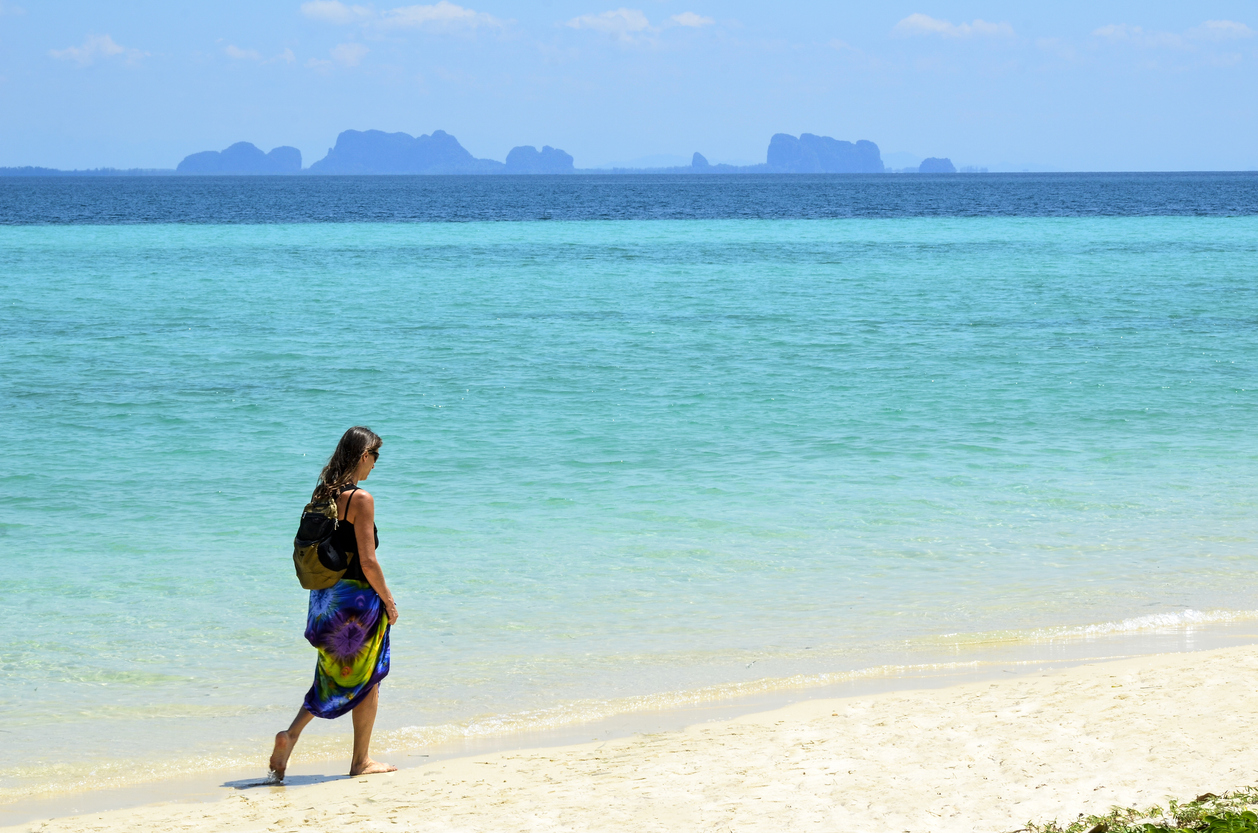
[{"xmin": 385, "ymin": 599, "xmax": 399, "ymax": 626}]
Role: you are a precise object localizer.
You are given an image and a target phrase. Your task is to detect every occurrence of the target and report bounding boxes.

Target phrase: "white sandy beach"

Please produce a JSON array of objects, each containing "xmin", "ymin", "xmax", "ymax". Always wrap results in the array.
[{"xmin": 8, "ymin": 643, "xmax": 1258, "ymax": 833}]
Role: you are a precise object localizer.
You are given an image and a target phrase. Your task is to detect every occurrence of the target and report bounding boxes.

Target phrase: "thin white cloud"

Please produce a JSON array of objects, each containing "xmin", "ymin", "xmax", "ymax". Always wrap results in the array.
[
  {"xmin": 0, "ymin": 2, "xmax": 26, "ymax": 15},
  {"xmin": 827, "ymin": 38, "xmax": 869, "ymax": 59},
  {"xmin": 1091, "ymin": 24, "xmax": 1181, "ymax": 48},
  {"xmin": 893, "ymin": 13, "xmax": 1014, "ymax": 39},
  {"xmin": 301, "ymin": 0, "xmax": 371, "ymax": 24},
  {"xmin": 670, "ymin": 12, "xmax": 713, "ymax": 28},
  {"xmin": 1209, "ymin": 52, "xmax": 1244, "ymax": 67},
  {"xmin": 302, "ymin": 0, "xmax": 503, "ymax": 30},
  {"xmin": 275, "ymin": 47, "xmax": 297, "ymax": 63},
  {"xmin": 330, "ymin": 42, "xmax": 369, "ymax": 65},
  {"xmin": 381, "ymin": 1, "xmax": 504, "ymax": 29},
  {"xmin": 225, "ymin": 44, "xmax": 263, "ymax": 60},
  {"xmin": 567, "ymin": 8, "xmax": 652, "ymax": 40},
  {"xmin": 1188, "ymin": 20, "xmax": 1253, "ymax": 41},
  {"xmin": 49, "ymin": 34, "xmax": 148, "ymax": 67},
  {"xmin": 1092, "ymin": 20, "xmax": 1252, "ymax": 49}
]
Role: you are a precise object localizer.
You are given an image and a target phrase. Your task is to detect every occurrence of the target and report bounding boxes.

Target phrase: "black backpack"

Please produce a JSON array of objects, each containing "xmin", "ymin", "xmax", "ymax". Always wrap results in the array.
[{"xmin": 292, "ymin": 490, "xmax": 352, "ymax": 589}]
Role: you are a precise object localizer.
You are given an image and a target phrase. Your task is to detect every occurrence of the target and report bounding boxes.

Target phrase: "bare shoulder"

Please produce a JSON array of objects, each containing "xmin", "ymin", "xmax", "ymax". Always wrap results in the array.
[{"xmin": 342, "ymin": 488, "xmax": 374, "ymax": 524}]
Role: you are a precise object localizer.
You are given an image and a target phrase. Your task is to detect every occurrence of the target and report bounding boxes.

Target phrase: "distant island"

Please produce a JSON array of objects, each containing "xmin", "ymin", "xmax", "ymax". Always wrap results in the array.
[
  {"xmin": 177, "ymin": 142, "xmax": 302, "ymax": 175},
  {"xmin": 0, "ymin": 131, "xmax": 962, "ymax": 176},
  {"xmin": 918, "ymin": 157, "xmax": 957, "ymax": 174},
  {"xmin": 767, "ymin": 134, "xmax": 883, "ymax": 173},
  {"xmin": 165, "ymin": 130, "xmax": 891, "ymax": 175}
]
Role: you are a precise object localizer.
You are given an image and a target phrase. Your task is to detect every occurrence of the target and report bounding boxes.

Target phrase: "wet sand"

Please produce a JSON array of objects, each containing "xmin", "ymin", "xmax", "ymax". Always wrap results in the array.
[{"xmin": 7, "ymin": 642, "xmax": 1258, "ymax": 833}]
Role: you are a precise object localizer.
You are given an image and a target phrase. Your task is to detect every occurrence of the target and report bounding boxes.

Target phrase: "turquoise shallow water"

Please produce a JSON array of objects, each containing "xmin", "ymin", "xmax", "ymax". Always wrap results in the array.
[{"xmin": 4, "ymin": 216, "xmax": 1258, "ymax": 799}]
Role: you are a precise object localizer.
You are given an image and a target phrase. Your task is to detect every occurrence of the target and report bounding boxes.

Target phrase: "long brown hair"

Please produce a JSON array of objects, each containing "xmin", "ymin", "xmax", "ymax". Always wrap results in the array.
[{"xmin": 313, "ymin": 426, "xmax": 382, "ymax": 502}]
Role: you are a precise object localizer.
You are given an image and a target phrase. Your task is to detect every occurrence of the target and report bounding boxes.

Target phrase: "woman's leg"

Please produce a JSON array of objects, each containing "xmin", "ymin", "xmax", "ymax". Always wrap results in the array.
[
  {"xmin": 269, "ymin": 707, "xmax": 314, "ymax": 781},
  {"xmin": 349, "ymin": 685, "xmax": 396, "ymax": 776}
]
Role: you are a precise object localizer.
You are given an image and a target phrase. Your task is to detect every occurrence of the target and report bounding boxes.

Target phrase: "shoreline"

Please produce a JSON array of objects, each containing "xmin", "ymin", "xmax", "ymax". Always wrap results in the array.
[{"xmin": 6, "ymin": 619, "xmax": 1258, "ymax": 830}]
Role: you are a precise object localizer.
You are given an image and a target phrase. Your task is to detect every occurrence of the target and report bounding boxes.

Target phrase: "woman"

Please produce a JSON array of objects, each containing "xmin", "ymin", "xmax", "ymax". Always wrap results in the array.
[{"xmin": 269, "ymin": 426, "xmax": 400, "ymax": 781}]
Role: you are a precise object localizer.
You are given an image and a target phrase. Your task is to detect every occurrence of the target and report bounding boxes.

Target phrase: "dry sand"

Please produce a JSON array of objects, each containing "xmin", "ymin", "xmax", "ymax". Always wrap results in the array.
[{"xmin": 9, "ymin": 643, "xmax": 1258, "ymax": 833}]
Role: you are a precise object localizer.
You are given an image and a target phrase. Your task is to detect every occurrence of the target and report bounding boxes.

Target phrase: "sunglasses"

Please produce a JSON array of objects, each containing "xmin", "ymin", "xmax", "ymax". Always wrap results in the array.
[{"xmin": 366, "ymin": 449, "xmax": 379, "ymax": 460}]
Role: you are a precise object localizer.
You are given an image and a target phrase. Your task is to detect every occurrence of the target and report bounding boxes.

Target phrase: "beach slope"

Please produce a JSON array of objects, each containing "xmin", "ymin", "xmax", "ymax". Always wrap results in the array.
[{"xmin": 9, "ymin": 644, "xmax": 1258, "ymax": 833}]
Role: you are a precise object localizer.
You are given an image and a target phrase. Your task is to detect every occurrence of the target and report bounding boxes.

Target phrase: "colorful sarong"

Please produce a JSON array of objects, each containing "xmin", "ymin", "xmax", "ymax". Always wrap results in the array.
[{"xmin": 303, "ymin": 579, "xmax": 391, "ymax": 719}]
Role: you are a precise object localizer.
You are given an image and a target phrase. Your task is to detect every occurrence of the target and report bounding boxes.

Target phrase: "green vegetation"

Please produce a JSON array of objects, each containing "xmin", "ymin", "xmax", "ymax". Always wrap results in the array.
[{"xmin": 1022, "ymin": 789, "xmax": 1258, "ymax": 833}]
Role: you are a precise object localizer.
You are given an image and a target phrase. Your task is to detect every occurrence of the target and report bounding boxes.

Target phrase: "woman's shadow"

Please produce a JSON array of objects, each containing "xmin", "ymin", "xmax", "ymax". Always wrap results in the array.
[{"xmin": 222, "ymin": 773, "xmax": 349, "ymax": 790}]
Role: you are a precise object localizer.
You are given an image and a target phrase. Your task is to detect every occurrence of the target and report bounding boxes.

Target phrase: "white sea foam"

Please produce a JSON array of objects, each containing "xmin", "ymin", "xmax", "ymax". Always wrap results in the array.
[{"xmin": 1028, "ymin": 609, "xmax": 1258, "ymax": 640}]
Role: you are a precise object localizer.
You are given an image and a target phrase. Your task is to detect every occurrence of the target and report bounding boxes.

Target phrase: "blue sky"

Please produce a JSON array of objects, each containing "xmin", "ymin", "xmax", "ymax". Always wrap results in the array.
[{"xmin": 0, "ymin": 1, "xmax": 1254, "ymax": 170}]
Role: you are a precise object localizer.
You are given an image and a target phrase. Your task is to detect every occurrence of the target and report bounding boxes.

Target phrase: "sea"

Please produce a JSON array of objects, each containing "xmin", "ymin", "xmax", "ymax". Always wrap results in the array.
[{"xmin": 3, "ymin": 172, "xmax": 1258, "ymax": 808}]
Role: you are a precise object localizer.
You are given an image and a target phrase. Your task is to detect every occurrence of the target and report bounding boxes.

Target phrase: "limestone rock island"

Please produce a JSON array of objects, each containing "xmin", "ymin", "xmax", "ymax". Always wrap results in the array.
[
  {"xmin": 765, "ymin": 134, "xmax": 884, "ymax": 173},
  {"xmin": 176, "ymin": 142, "xmax": 302, "ymax": 174},
  {"xmin": 505, "ymin": 146, "xmax": 575, "ymax": 174},
  {"xmin": 306, "ymin": 129, "xmax": 506, "ymax": 174},
  {"xmin": 918, "ymin": 157, "xmax": 957, "ymax": 173}
]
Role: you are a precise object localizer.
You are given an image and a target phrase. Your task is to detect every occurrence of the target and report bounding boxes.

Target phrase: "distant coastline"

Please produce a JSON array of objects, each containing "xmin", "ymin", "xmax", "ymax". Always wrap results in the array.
[
  {"xmin": 0, "ymin": 167, "xmax": 178, "ymax": 177},
  {"xmin": 0, "ymin": 130, "xmax": 961, "ymax": 177}
]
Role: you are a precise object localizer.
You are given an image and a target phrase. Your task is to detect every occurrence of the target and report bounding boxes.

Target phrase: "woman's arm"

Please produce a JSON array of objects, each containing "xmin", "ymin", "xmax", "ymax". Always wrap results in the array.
[{"xmin": 350, "ymin": 490, "xmax": 398, "ymax": 625}]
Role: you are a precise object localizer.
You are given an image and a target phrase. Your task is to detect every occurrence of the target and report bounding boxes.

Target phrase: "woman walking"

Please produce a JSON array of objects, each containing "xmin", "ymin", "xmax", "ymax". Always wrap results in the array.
[{"xmin": 269, "ymin": 426, "xmax": 399, "ymax": 781}]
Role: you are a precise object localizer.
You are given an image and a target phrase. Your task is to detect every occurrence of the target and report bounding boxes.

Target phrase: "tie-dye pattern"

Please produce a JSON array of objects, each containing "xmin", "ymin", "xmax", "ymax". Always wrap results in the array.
[{"xmin": 303, "ymin": 579, "xmax": 390, "ymax": 719}]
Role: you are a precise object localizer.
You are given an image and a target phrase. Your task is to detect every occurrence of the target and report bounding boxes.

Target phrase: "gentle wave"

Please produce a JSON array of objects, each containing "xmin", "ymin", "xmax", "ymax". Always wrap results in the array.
[
  {"xmin": 1029, "ymin": 608, "xmax": 1258, "ymax": 639},
  {"xmin": 929, "ymin": 608, "xmax": 1258, "ymax": 647},
  {"xmin": 383, "ymin": 608, "xmax": 1258, "ymax": 749}
]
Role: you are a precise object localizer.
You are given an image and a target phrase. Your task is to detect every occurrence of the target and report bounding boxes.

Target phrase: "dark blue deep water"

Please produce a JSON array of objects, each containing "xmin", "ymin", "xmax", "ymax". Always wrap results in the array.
[{"xmin": 1, "ymin": 172, "xmax": 1256, "ymax": 224}]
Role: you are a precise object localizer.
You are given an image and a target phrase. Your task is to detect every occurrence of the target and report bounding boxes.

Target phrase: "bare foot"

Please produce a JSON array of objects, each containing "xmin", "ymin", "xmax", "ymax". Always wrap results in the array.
[
  {"xmin": 349, "ymin": 759, "xmax": 397, "ymax": 776},
  {"xmin": 268, "ymin": 731, "xmax": 294, "ymax": 783}
]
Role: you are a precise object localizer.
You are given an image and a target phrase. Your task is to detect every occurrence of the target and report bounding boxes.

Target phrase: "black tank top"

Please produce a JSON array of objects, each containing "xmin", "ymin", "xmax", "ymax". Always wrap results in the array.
[{"xmin": 331, "ymin": 486, "xmax": 378, "ymax": 583}]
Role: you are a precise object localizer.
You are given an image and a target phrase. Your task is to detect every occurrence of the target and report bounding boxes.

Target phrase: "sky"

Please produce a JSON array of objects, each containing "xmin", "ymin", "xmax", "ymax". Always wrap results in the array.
[{"xmin": 0, "ymin": 1, "xmax": 1255, "ymax": 171}]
